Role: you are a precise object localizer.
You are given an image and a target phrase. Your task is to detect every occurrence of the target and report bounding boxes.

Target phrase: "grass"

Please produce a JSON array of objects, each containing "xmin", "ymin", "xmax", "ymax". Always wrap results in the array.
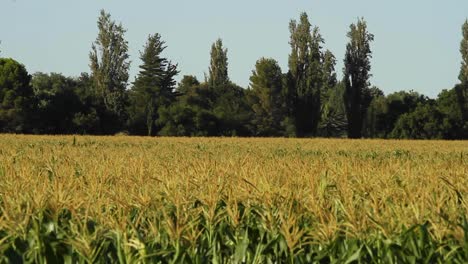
[{"xmin": 0, "ymin": 135, "xmax": 467, "ymax": 263}]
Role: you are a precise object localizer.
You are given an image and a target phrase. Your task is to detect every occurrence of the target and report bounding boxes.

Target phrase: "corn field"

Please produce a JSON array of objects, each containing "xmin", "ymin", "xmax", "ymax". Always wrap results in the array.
[{"xmin": 0, "ymin": 135, "xmax": 467, "ymax": 263}]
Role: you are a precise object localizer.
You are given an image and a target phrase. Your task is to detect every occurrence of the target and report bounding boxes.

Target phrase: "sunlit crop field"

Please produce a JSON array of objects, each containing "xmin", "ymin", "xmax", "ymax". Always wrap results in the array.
[{"xmin": 0, "ymin": 135, "xmax": 467, "ymax": 263}]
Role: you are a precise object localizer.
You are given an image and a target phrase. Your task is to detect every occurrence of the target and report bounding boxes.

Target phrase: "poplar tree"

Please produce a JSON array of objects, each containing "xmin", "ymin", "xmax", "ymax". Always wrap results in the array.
[
  {"xmin": 456, "ymin": 20, "xmax": 468, "ymax": 124},
  {"xmin": 287, "ymin": 12, "xmax": 327, "ymax": 137},
  {"xmin": 208, "ymin": 39, "xmax": 229, "ymax": 87},
  {"xmin": 459, "ymin": 20, "xmax": 468, "ymax": 84},
  {"xmin": 89, "ymin": 10, "xmax": 130, "ymax": 126}
]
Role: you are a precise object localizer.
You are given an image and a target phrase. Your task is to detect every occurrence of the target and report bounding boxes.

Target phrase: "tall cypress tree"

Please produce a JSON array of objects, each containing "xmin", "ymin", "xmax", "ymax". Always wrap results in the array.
[
  {"xmin": 287, "ymin": 12, "xmax": 326, "ymax": 137},
  {"xmin": 343, "ymin": 18, "xmax": 374, "ymax": 138},
  {"xmin": 89, "ymin": 10, "xmax": 130, "ymax": 130},
  {"xmin": 129, "ymin": 34, "xmax": 178, "ymax": 136}
]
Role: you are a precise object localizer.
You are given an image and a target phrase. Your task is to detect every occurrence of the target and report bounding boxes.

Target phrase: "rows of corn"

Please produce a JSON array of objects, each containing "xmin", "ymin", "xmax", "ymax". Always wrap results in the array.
[{"xmin": 0, "ymin": 135, "xmax": 467, "ymax": 263}]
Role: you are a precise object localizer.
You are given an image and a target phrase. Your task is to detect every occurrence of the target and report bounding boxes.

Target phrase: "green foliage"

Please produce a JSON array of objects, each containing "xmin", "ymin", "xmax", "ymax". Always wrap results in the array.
[
  {"xmin": 320, "ymin": 50, "xmax": 338, "ymax": 115},
  {"xmin": 457, "ymin": 22, "xmax": 468, "ymax": 129},
  {"xmin": 157, "ymin": 103, "xmax": 218, "ymax": 136},
  {"xmin": 28, "ymin": 72, "xmax": 105, "ymax": 135},
  {"xmin": 0, "ymin": 58, "xmax": 33, "ymax": 133},
  {"xmin": 455, "ymin": 83, "xmax": 468, "ymax": 126},
  {"xmin": 161, "ymin": 39, "xmax": 252, "ymax": 137},
  {"xmin": 208, "ymin": 39, "xmax": 229, "ymax": 87},
  {"xmin": 158, "ymin": 81, "xmax": 222, "ymax": 136},
  {"xmin": 71, "ymin": 73, "xmax": 103, "ymax": 134},
  {"xmin": 287, "ymin": 12, "xmax": 329, "ymax": 137},
  {"xmin": 89, "ymin": 9, "xmax": 130, "ymax": 129},
  {"xmin": 319, "ymin": 82, "xmax": 348, "ymax": 137},
  {"xmin": 128, "ymin": 33, "xmax": 179, "ymax": 136},
  {"xmin": 72, "ymin": 109, "xmax": 100, "ymax": 134},
  {"xmin": 248, "ymin": 58, "xmax": 285, "ymax": 136},
  {"xmin": 364, "ymin": 90, "xmax": 426, "ymax": 138},
  {"xmin": 177, "ymin": 75, "xmax": 200, "ymax": 95},
  {"xmin": 391, "ymin": 102, "xmax": 447, "ymax": 139},
  {"xmin": 363, "ymin": 87, "xmax": 467, "ymax": 140},
  {"xmin": 343, "ymin": 18, "xmax": 374, "ymax": 138},
  {"xmin": 211, "ymin": 83, "xmax": 251, "ymax": 136},
  {"xmin": 0, "ymin": 12, "xmax": 467, "ymax": 139},
  {"xmin": 31, "ymin": 73, "xmax": 85, "ymax": 134},
  {"xmin": 364, "ymin": 95, "xmax": 387, "ymax": 138},
  {"xmin": 436, "ymin": 87, "xmax": 468, "ymax": 139},
  {"xmin": 157, "ymin": 103, "xmax": 196, "ymax": 136},
  {"xmin": 460, "ymin": 20, "xmax": 468, "ymax": 84},
  {"xmin": 322, "ymin": 50, "xmax": 338, "ymax": 91}
]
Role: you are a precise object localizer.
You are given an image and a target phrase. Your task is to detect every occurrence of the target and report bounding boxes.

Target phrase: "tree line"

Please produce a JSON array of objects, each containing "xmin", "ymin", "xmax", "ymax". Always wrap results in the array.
[{"xmin": 1, "ymin": 11, "xmax": 467, "ymax": 139}]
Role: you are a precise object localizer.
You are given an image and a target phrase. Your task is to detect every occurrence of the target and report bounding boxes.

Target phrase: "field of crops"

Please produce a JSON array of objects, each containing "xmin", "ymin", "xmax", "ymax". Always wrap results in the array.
[{"xmin": 0, "ymin": 135, "xmax": 467, "ymax": 263}]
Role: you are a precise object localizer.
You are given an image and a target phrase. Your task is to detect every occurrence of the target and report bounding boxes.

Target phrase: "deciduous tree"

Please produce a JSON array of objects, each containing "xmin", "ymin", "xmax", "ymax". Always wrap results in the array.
[
  {"xmin": 208, "ymin": 39, "xmax": 229, "ymax": 87},
  {"xmin": 456, "ymin": 20, "xmax": 468, "ymax": 127},
  {"xmin": 31, "ymin": 73, "xmax": 83, "ymax": 134},
  {"xmin": 0, "ymin": 58, "xmax": 33, "ymax": 133},
  {"xmin": 89, "ymin": 10, "xmax": 130, "ymax": 130},
  {"xmin": 287, "ymin": 12, "xmax": 330, "ymax": 137},
  {"xmin": 248, "ymin": 58, "xmax": 285, "ymax": 136}
]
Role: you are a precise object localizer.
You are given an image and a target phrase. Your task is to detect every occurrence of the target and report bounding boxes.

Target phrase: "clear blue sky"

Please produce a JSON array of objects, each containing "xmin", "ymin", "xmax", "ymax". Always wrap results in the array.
[{"xmin": 1, "ymin": 0, "xmax": 467, "ymax": 98}]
